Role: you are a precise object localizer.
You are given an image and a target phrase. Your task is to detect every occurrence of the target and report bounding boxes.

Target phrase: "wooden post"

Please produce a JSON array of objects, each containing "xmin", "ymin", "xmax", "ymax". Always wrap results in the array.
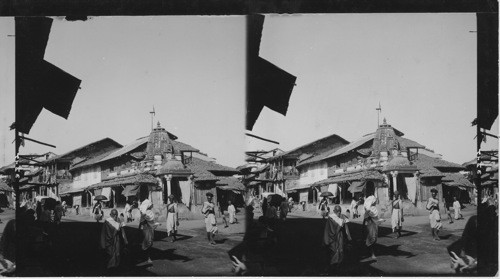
[{"xmin": 112, "ymin": 189, "xmax": 116, "ymax": 208}]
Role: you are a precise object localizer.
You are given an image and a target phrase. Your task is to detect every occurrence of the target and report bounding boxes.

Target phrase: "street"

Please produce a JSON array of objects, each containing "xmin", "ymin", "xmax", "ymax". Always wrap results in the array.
[
  {"xmin": 241, "ymin": 204, "xmax": 476, "ymax": 276},
  {"xmin": 17, "ymin": 210, "xmax": 245, "ymax": 276}
]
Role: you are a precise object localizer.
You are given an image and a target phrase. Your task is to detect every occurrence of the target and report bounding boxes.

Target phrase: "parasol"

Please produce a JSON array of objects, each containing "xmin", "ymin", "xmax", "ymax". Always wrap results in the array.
[
  {"xmin": 94, "ymin": 195, "xmax": 108, "ymax": 201},
  {"xmin": 320, "ymin": 191, "xmax": 334, "ymax": 197}
]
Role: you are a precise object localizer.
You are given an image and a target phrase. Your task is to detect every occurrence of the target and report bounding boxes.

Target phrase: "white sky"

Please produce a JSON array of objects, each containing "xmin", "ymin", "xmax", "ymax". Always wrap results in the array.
[
  {"xmin": 246, "ymin": 13, "xmax": 499, "ymax": 164},
  {"xmin": 0, "ymin": 16, "xmax": 245, "ymax": 168},
  {"xmin": 0, "ymin": 15, "xmax": 498, "ymax": 168}
]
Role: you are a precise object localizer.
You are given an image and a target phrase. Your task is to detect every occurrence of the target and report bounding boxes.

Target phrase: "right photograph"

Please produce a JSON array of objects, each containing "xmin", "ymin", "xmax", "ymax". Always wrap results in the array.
[{"xmin": 241, "ymin": 13, "xmax": 498, "ymax": 276}]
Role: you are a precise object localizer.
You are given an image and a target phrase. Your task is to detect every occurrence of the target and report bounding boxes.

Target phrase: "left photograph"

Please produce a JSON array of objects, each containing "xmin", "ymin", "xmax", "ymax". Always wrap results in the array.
[{"xmin": 1, "ymin": 16, "xmax": 246, "ymax": 276}]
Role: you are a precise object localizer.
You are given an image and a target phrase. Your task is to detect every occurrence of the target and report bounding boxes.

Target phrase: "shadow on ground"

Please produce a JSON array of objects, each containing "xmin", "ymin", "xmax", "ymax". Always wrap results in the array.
[
  {"xmin": 17, "ymin": 221, "xmax": 192, "ymax": 276},
  {"xmin": 240, "ymin": 218, "xmax": 420, "ymax": 276}
]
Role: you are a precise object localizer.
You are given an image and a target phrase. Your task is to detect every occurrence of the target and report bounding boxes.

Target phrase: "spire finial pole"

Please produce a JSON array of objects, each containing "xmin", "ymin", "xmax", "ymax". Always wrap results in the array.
[
  {"xmin": 150, "ymin": 106, "xmax": 155, "ymax": 131},
  {"xmin": 376, "ymin": 102, "xmax": 382, "ymax": 127}
]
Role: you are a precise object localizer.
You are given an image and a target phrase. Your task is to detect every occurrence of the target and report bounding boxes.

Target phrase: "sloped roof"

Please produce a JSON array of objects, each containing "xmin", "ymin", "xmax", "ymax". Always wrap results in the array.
[
  {"xmin": 325, "ymin": 133, "xmax": 375, "ymax": 160},
  {"xmin": 187, "ymin": 157, "xmax": 238, "ymax": 181},
  {"xmin": 216, "ymin": 177, "xmax": 246, "ymax": 191},
  {"xmin": 99, "ymin": 136, "xmax": 200, "ymax": 164},
  {"xmin": 172, "ymin": 140, "xmax": 199, "ymax": 152},
  {"xmin": 296, "ymin": 144, "xmax": 346, "ymax": 167},
  {"xmin": 414, "ymin": 154, "xmax": 463, "ymax": 177},
  {"xmin": 397, "ymin": 137, "xmax": 426, "ymax": 149},
  {"xmin": 313, "ymin": 169, "xmax": 384, "ymax": 186},
  {"xmin": 70, "ymin": 148, "xmax": 121, "ymax": 171},
  {"xmin": 99, "ymin": 136, "xmax": 149, "ymax": 164},
  {"xmin": 87, "ymin": 173, "xmax": 158, "ymax": 190},
  {"xmin": 417, "ymin": 154, "xmax": 465, "ymax": 170},
  {"xmin": 442, "ymin": 173, "xmax": 474, "ymax": 188},
  {"xmin": 268, "ymin": 134, "xmax": 350, "ymax": 160},
  {"xmin": 44, "ymin": 138, "xmax": 122, "ymax": 163}
]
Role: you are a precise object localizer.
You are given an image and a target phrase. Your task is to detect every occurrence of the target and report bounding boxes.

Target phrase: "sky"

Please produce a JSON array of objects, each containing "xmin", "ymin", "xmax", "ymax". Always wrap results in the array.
[
  {"xmin": 0, "ymin": 16, "xmax": 245, "ymax": 168},
  {"xmin": 246, "ymin": 13, "xmax": 499, "ymax": 164}
]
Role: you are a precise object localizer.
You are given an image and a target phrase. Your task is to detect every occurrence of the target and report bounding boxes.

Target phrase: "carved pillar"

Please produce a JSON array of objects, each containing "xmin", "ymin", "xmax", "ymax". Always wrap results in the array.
[
  {"xmin": 391, "ymin": 171, "xmax": 398, "ymax": 192},
  {"xmin": 165, "ymin": 174, "xmax": 172, "ymax": 196}
]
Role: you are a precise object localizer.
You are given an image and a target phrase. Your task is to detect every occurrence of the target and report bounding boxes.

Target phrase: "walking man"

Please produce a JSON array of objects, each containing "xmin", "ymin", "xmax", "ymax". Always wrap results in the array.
[
  {"xmin": 202, "ymin": 193, "xmax": 218, "ymax": 245},
  {"xmin": 391, "ymin": 191, "xmax": 404, "ymax": 238},
  {"xmin": 427, "ymin": 188, "xmax": 443, "ymax": 240}
]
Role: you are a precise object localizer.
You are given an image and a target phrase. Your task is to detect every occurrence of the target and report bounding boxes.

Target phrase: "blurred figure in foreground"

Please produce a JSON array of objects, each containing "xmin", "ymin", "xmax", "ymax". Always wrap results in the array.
[
  {"xmin": 323, "ymin": 205, "xmax": 352, "ymax": 275},
  {"xmin": 100, "ymin": 209, "xmax": 128, "ymax": 272}
]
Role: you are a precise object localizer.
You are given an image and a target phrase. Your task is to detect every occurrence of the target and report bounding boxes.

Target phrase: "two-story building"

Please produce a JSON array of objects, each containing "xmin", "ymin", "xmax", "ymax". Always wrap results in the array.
[
  {"xmin": 70, "ymin": 122, "xmax": 241, "ymax": 218},
  {"xmin": 305, "ymin": 119, "xmax": 472, "ymax": 215}
]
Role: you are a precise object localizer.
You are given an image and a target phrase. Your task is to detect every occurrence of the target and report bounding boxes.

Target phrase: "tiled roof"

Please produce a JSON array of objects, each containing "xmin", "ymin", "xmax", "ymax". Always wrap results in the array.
[
  {"xmin": 87, "ymin": 173, "xmax": 158, "ymax": 190},
  {"xmin": 70, "ymin": 148, "xmax": 121, "ymax": 171},
  {"xmin": 442, "ymin": 173, "xmax": 474, "ymax": 188},
  {"xmin": 99, "ymin": 136, "xmax": 200, "ymax": 164},
  {"xmin": 172, "ymin": 140, "xmax": 199, "ymax": 153},
  {"xmin": 267, "ymin": 134, "xmax": 350, "ymax": 160},
  {"xmin": 397, "ymin": 137, "xmax": 426, "ymax": 149},
  {"xmin": 44, "ymin": 138, "xmax": 123, "ymax": 163},
  {"xmin": 187, "ymin": 157, "xmax": 238, "ymax": 181},
  {"xmin": 414, "ymin": 153, "xmax": 465, "ymax": 171},
  {"xmin": 99, "ymin": 137, "xmax": 149, "ymax": 163},
  {"xmin": 296, "ymin": 144, "xmax": 346, "ymax": 167},
  {"xmin": 325, "ymin": 133, "xmax": 375, "ymax": 160},
  {"xmin": 216, "ymin": 177, "xmax": 246, "ymax": 191},
  {"xmin": 313, "ymin": 170, "xmax": 384, "ymax": 186}
]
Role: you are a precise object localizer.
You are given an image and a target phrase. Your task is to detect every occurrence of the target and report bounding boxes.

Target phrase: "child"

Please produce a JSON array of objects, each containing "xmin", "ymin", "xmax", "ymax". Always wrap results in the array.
[{"xmin": 453, "ymin": 197, "xmax": 463, "ymax": 220}]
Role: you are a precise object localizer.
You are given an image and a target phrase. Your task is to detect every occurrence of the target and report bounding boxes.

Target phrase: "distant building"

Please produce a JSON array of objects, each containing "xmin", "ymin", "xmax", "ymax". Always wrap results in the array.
[
  {"xmin": 58, "ymin": 122, "xmax": 242, "ymax": 217},
  {"xmin": 250, "ymin": 119, "xmax": 474, "ymax": 214}
]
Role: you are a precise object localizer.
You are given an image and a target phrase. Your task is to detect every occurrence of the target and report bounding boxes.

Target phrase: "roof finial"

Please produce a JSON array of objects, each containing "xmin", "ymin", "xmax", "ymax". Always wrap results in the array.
[
  {"xmin": 383, "ymin": 118, "xmax": 387, "ymax": 125},
  {"xmin": 376, "ymin": 102, "xmax": 382, "ymax": 127},
  {"xmin": 157, "ymin": 121, "xmax": 161, "ymax": 128}
]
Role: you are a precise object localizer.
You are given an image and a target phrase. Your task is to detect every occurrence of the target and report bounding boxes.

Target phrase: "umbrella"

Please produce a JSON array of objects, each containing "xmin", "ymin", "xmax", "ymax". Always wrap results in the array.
[
  {"xmin": 320, "ymin": 191, "xmax": 334, "ymax": 197},
  {"xmin": 94, "ymin": 195, "xmax": 108, "ymax": 201}
]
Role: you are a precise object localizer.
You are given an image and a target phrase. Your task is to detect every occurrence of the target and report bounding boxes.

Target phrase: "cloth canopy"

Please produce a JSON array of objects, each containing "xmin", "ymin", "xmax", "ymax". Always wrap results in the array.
[
  {"xmin": 122, "ymin": 185, "xmax": 140, "ymax": 197},
  {"xmin": 348, "ymin": 181, "xmax": 365, "ymax": 193}
]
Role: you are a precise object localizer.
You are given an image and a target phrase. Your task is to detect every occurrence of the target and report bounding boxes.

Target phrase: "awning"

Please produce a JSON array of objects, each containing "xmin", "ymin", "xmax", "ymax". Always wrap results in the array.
[
  {"xmin": 87, "ymin": 173, "xmax": 158, "ymax": 190},
  {"xmin": 313, "ymin": 170, "xmax": 384, "ymax": 187},
  {"xmin": 59, "ymin": 188, "xmax": 85, "ymax": 196},
  {"xmin": 122, "ymin": 185, "xmax": 140, "ymax": 197},
  {"xmin": 348, "ymin": 181, "xmax": 365, "ymax": 193}
]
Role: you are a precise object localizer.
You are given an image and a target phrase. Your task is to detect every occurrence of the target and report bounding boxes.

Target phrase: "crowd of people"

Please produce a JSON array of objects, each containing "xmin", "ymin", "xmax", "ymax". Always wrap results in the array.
[{"xmin": 236, "ymin": 181, "xmax": 493, "ymax": 276}]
